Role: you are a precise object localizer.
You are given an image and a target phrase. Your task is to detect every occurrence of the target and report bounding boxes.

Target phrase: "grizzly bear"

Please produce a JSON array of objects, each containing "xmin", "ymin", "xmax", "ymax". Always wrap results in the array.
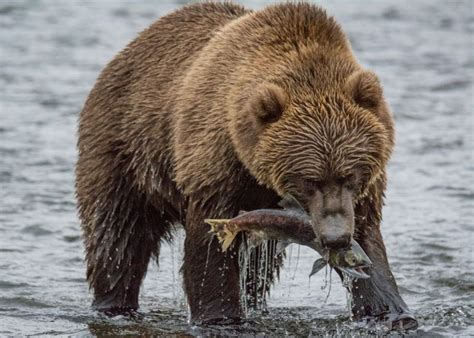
[{"xmin": 76, "ymin": 2, "xmax": 417, "ymax": 329}]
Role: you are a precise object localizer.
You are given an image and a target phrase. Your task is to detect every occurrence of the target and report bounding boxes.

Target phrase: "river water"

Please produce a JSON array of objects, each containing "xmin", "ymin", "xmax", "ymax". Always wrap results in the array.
[{"xmin": 0, "ymin": 0, "xmax": 472, "ymax": 336}]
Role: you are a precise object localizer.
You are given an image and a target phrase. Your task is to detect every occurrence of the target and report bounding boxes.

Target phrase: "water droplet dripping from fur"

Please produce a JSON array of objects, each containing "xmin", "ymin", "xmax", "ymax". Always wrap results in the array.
[{"xmin": 342, "ymin": 272, "xmax": 355, "ymax": 321}]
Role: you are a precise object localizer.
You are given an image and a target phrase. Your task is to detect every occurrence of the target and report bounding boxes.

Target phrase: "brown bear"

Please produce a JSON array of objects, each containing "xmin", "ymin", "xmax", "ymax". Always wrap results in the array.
[{"xmin": 76, "ymin": 2, "xmax": 417, "ymax": 329}]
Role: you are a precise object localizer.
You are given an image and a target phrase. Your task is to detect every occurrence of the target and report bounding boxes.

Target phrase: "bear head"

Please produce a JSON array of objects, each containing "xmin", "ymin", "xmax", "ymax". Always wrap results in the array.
[{"xmin": 229, "ymin": 65, "xmax": 394, "ymax": 250}]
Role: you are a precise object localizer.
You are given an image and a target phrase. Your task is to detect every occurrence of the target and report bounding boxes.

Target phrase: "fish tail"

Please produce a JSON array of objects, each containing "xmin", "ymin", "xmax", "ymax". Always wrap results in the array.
[
  {"xmin": 205, "ymin": 219, "xmax": 230, "ymax": 228},
  {"xmin": 205, "ymin": 219, "xmax": 238, "ymax": 251}
]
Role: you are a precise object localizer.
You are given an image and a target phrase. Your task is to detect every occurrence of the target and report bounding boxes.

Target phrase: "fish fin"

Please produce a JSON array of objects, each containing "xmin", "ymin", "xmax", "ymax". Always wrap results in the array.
[
  {"xmin": 350, "ymin": 239, "xmax": 372, "ymax": 267},
  {"xmin": 309, "ymin": 258, "xmax": 327, "ymax": 277},
  {"xmin": 205, "ymin": 219, "xmax": 237, "ymax": 252},
  {"xmin": 221, "ymin": 228, "xmax": 238, "ymax": 251},
  {"xmin": 275, "ymin": 240, "xmax": 290, "ymax": 255},
  {"xmin": 205, "ymin": 219, "xmax": 230, "ymax": 228},
  {"xmin": 278, "ymin": 193, "xmax": 305, "ymax": 212},
  {"xmin": 338, "ymin": 267, "xmax": 371, "ymax": 279}
]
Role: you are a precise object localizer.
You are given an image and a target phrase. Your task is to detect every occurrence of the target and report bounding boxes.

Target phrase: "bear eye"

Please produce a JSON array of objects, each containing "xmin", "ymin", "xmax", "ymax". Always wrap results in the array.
[
  {"xmin": 345, "ymin": 181, "xmax": 357, "ymax": 191},
  {"xmin": 302, "ymin": 179, "xmax": 321, "ymax": 194},
  {"xmin": 341, "ymin": 174, "xmax": 358, "ymax": 191}
]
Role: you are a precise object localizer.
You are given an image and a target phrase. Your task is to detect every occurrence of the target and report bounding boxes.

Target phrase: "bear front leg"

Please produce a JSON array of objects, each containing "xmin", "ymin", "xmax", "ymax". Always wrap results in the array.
[
  {"xmin": 347, "ymin": 225, "xmax": 418, "ymax": 330},
  {"xmin": 84, "ymin": 188, "xmax": 167, "ymax": 316},
  {"xmin": 87, "ymin": 223, "xmax": 153, "ymax": 315},
  {"xmin": 183, "ymin": 202, "xmax": 243, "ymax": 324}
]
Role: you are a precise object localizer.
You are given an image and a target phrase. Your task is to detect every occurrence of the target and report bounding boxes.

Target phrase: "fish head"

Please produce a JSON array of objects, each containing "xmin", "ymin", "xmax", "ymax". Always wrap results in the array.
[
  {"xmin": 343, "ymin": 250, "xmax": 358, "ymax": 266},
  {"xmin": 335, "ymin": 240, "xmax": 373, "ymax": 279}
]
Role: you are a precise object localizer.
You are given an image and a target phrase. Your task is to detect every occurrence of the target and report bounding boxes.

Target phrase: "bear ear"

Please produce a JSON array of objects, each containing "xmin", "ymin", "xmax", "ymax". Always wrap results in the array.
[
  {"xmin": 345, "ymin": 70, "xmax": 382, "ymax": 110},
  {"xmin": 249, "ymin": 83, "xmax": 287, "ymax": 124}
]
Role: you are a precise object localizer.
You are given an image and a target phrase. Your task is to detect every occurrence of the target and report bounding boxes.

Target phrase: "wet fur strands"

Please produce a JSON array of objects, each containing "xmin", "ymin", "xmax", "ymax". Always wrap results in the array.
[{"xmin": 76, "ymin": 2, "xmax": 415, "ymax": 328}]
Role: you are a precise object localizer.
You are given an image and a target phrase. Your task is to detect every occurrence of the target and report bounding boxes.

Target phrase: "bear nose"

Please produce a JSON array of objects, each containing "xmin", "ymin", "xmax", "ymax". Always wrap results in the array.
[
  {"xmin": 320, "ymin": 233, "xmax": 351, "ymax": 250},
  {"xmin": 318, "ymin": 213, "xmax": 353, "ymax": 250}
]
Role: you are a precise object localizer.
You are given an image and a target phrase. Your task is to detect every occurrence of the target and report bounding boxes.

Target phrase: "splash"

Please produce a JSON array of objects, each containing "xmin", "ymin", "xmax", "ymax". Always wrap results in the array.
[
  {"xmin": 170, "ymin": 229, "xmax": 187, "ymax": 309},
  {"xmin": 238, "ymin": 234, "xmax": 275, "ymax": 316},
  {"xmin": 238, "ymin": 234, "xmax": 249, "ymax": 315},
  {"xmin": 342, "ymin": 272, "xmax": 355, "ymax": 321}
]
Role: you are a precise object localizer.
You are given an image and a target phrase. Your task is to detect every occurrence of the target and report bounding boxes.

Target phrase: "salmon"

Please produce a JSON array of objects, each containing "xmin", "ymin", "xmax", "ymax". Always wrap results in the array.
[{"xmin": 206, "ymin": 195, "xmax": 372, "ymax": 279}]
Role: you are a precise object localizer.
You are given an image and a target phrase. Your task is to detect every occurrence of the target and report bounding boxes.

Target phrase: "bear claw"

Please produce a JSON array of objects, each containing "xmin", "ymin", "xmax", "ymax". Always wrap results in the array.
[
  {"xmin": 368, "ymin": 312, "xmax": 418, "ymax": 332},
  {"xmin": 389, "ymin": 312, "xmax": 418, "ymax": 331}
]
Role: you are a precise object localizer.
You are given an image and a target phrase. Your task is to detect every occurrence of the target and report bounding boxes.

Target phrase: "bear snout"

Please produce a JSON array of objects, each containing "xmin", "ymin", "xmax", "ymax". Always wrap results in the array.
[
  {"xmin": 308, "ymin": 185, "xmax": 355, "ymax": 250},
  {"xmin": 319, "ymin": 215, "xmax": 352, "ymax": 250}
]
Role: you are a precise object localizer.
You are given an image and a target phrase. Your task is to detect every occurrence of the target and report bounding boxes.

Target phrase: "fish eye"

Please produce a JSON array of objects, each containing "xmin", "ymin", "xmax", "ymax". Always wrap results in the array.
[{"xmin": 346, "ymin": 254, "xmax": 357, "ymax": 265}]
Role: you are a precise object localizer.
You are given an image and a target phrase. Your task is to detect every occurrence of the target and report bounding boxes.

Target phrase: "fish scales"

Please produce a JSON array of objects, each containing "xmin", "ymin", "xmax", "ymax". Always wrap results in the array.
[{"xmin": 206, "ymin": 204, "xmax": 372, "ymax": 279}]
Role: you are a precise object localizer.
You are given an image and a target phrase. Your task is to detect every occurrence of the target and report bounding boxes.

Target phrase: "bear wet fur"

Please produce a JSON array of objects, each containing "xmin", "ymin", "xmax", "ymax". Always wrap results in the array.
[{"xmin": 76, "ymin": 2, "xmax": 416, "ymax": 327}]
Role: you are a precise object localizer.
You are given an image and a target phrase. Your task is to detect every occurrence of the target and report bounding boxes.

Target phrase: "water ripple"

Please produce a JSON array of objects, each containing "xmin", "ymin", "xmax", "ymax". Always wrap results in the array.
[{"xmin": 0, "ymin": 0, "xmax": 472, "ymax": 336}]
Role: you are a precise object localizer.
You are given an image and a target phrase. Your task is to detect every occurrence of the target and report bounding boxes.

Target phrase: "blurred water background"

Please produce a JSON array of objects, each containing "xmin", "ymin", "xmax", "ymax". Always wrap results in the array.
[{"xmin": 0, "ymin": 0, "xmax": 473, "ymax": 336}]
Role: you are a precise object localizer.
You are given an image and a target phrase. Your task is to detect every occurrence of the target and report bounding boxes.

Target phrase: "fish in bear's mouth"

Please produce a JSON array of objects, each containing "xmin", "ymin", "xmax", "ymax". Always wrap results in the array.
[{"xmin": 206, "ymin": 195, "xmax": 372, "ymax": 279}]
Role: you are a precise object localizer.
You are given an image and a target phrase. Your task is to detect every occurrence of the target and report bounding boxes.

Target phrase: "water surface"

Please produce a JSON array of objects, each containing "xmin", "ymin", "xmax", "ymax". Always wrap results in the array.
[{"xmin": 0, "ymin": 0, "xmax": 472, "ymax": 335}]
